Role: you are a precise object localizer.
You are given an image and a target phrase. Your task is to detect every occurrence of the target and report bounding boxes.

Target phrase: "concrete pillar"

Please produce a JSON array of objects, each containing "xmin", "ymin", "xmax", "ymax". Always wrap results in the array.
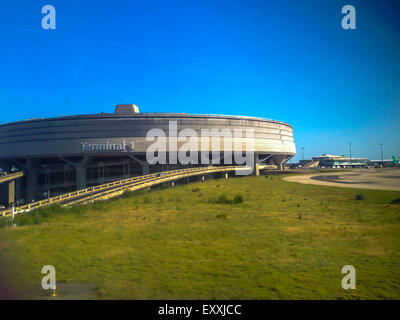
[
  {"xmin": 0, "ymin": 183, "xmax": 7, "ymax": 206},
  {"xmin": 123, "ymin": 160, "xmax": 129, "ymax": 177},
  {"xmin": 98, "ymin": 161, "xmax": 105, "ymax": 184},
  {"xmin": 63, "ymin": 164, "xmax": 72, "ymax": 188},
  {"xmin": 26, "ymin": 158, "xmax": 40, "ymax": 203},
  {"xmin": 225, "ymin": 173, "xmax": 228, "ymax": 179},
  {"xmin": 44, "ymin": 169, "xmax": 50, "ymax": 190},
  {"xmin": 15, "ymin": 179, "xmax": 21, "ymax": 202},
  {"xmin": 255, "ymin": 163, "xmax": 260, "ymax": 176},
  {"xmin": 171, "ymin": 181, "xmax": 175, "ymax": 187},
  {"xmin": 273, "ymin": 155, "xmax": 286, "ymax": 171},
  {"xmin": 8, "ymin": 180, "xmax": 15, "ymax": 207},
  {"xmin": 76, "ymin": 166, "xmax": 87, "ymax": 190}
]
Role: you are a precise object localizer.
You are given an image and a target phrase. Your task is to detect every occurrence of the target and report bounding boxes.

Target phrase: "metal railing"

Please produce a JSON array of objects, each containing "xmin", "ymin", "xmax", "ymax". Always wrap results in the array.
[{"xmin": 0, "ymin": 165, "xmax": 245, "ymax": 217}]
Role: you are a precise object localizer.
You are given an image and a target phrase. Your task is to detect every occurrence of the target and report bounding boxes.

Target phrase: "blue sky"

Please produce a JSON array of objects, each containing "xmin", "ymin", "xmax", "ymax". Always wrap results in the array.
[{"xmin": 0, "ymin": 0, "xmax": 399, "ymax": 161}]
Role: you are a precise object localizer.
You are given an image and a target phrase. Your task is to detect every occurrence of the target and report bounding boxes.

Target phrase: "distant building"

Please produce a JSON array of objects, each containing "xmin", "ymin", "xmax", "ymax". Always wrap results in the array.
[
  {"xmin": 368, "ymin": 159, "xmax": 398, "ymax": 167},
  {"xmin": 312, "ymin": 154, "xmax": 368, "ymax": 168}
]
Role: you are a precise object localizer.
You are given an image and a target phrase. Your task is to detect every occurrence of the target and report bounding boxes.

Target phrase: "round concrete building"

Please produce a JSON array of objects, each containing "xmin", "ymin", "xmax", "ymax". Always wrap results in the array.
[{"xmin": 0, "ymin": 104, "xmax": 296, "ymax": 204}]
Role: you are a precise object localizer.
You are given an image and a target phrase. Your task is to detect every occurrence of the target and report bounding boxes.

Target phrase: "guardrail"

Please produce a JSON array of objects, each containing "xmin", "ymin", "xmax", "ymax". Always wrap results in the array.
[
  {"xmin": 0, "ymin": 166, "xmax": 245, "ymax": 217},
  {"xmin": 0, "ymin": 171, "xmax": 24, "ymax": 184}
]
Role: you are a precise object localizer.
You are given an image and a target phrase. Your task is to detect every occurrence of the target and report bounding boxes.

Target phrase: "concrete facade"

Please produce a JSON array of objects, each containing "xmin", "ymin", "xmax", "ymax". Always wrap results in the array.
[{"xmin": 0, "ymin": 107, "xmax": 296, "ymax": 205}]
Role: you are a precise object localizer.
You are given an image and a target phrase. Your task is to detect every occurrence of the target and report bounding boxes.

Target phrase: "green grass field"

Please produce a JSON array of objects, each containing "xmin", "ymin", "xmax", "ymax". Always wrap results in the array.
[{"xmin": 1, "ymin": 174, "xmax": 400, "ymax": 299}]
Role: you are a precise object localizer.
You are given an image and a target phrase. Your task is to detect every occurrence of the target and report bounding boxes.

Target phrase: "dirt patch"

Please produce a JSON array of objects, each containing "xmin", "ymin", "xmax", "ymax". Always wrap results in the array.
[{"xmin": 24, "ymin": 282, "xmax": 98, "ymax": 300}]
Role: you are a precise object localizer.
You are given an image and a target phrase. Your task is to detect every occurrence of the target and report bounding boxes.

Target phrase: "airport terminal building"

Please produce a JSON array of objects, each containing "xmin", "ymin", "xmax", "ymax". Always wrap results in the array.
[
  {"xmin": 0, "ymin": 105, "xmax": 296, "ymax": 205},
  {"xmin": 312, "ymin": 154, "xmax": 368, "ymax": 168}
]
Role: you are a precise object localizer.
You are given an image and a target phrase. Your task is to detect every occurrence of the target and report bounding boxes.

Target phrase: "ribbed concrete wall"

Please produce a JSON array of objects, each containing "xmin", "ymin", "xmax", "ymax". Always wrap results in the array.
[{"xmin": 0, "ymin": 113, "xmax": 295, "ymax": 159}]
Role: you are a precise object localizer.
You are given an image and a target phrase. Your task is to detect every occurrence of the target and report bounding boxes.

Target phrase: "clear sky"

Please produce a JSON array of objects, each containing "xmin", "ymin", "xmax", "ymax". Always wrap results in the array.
[{"xmin": 0, "ymin": 0, "xmax": 399, "ymax": 161}]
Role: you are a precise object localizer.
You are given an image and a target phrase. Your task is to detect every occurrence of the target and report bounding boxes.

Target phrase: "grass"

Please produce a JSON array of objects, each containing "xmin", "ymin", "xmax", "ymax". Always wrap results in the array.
[{"xmin": 0, "ymin": 174, "xmax": 400, "ymax": 299}]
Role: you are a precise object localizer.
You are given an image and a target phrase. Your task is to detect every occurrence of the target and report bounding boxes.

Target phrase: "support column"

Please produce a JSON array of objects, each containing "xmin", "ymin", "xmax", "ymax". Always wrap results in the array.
[
  {"xmin": 272, "ymin": 155, "xmax": 287, "ymax": 171},
  {"xmin": 8, "ymin": 180, "xmax": 15, "ymax": 207},
  {"xmin": 15, "ymin": 178, "xmax": 21, "ymax": 203},
  {"xmin": 72, "ymin": 156, "xmax": 91, "ymax": 190},
  {"xmin": 26, "ymin": 158, "xmax": 40, "ymax": 203},
  {"xmin": 44, "ymin": 168, "xmax": 50, "ymax": 191},
  {"xmin": 123, "ymin": 160, "xmax": 129, "ymax": 178},
  {"xmin": 76, "ymin": 166, "xmax": 87, "ymax": 190},
  {"xmin": 64, "ymin": 165, "xmax": 68, "ymax": 188},
  {"xmin": 98, "ymin": 161, "xmax": 105, "ymax": 184},
  {"xmin": 128, "ymin": 155, "xmax": 149, "ymax": 176}
]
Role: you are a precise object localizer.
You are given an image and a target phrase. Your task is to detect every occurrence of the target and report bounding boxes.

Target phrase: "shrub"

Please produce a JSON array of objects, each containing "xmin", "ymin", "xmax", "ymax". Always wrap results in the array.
[
  {"xmin": 214, "ymin": 194, "xmax": 244, "ymax": 205},
  {"xmin": 234, "ymin": 194, "xmax": 243, "ymax": 204},
  {"xmin": 33, "ymin": 215, "xmax": 44, "ymax": 225},
  {"xmin": 355, "ymin": 194, "xmax": 365, "ymax": 200},
  {"xmin": 0, "ymin": 217, "xmax": 10, "ymax": 228},
  {"xmin": 36, "ymin": 204, "xmax": 64, "ymax": 217},
  {"xmin": 298, "ymin": 213, "xmax": 302, "ymax": 219},
  {"xmin": 15, "ymin": 214, "xmax": 34, "ymax": 226},
  {"xmin": 216, "ymin": 194, "xmax": 230, "ymax": 204},
  {"xmin": 216, "ymin": 213, "xmax": 227, "ymax": 219},
  {"xmin": 391, "ymin": 198, "xmax": 400, "ymax": 204},
  {"xmin": 191, "ymin": 188, "xmax": 200, "ymax": 192}
]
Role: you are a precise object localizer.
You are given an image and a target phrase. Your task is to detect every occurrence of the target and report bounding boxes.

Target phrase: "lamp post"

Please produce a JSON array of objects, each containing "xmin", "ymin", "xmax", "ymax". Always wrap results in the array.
[
  {"xmin": 349, "ymin": 143, "xmax": 352, "ymax": 168},
  {"xmin": 380, "ymin": 143, "xmax": 384, "ymax": 167},
  {"xmin": 301, "ymin": 147, "xmax": 304, "ymax": 161}
]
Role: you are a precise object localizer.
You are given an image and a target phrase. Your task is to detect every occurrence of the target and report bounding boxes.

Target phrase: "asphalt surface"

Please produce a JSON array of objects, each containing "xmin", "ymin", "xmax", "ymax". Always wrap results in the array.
[{"xmin": 284, "ymin": 168, "xmax": 400, "ymax": 191}]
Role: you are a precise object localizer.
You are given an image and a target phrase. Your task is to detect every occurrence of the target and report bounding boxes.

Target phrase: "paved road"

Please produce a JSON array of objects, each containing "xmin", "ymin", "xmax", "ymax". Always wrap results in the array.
[{"xmin": 284, "ymin": 168, "xmax": 400, "ymax": 191}]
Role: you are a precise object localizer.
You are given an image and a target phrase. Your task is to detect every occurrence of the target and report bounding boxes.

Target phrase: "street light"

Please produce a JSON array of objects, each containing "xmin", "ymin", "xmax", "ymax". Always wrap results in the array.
[
  {"xmin": 349, "ymin": 143, "xmax": 352, "ymax": 168},
  {"xmin": 301, "ymin": 147, "xmax": 304, "ymax": 161},
  {"xmin": 380, "ymin": 143, "xmax": 384, "ymax": 167}
]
